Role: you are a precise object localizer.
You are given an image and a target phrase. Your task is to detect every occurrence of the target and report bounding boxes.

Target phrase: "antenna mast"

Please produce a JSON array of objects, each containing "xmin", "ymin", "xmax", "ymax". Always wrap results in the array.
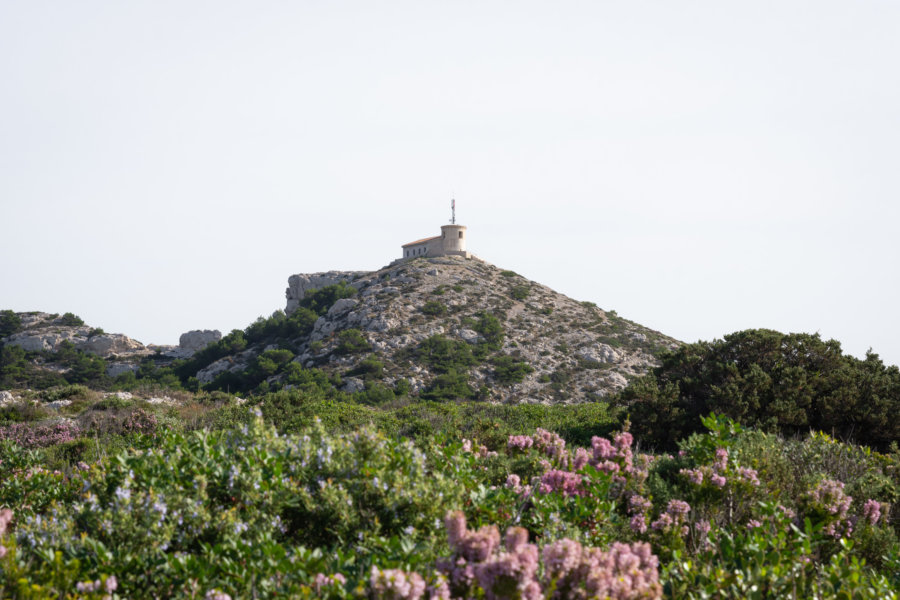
[{"xmin": 451, "ymin": 198, "xmax": 456, "ymax": 225}]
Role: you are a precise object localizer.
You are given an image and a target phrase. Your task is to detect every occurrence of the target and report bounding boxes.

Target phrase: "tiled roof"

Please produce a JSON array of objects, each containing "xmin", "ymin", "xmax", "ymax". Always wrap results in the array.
[{"xmin": 402, "ymin": 236, "xmax": 440, "ymax": 247}]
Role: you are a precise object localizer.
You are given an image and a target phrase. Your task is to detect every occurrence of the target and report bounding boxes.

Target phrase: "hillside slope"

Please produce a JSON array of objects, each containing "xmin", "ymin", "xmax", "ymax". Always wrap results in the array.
[{"xmin": 191, "ymin": 256, "xmax": 679, "ymax": 403}]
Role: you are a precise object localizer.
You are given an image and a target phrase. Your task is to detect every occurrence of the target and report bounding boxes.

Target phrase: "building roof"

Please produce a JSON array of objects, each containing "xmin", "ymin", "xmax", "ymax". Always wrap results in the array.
[{"xmin": 402, "ymin": 235, "xmax": 441, "ymax": 247}]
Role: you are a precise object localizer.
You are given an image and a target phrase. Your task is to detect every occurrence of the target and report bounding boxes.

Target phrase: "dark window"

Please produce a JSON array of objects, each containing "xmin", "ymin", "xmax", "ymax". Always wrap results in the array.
[{"xmin": 459, "ymin": 232, "xmax": 463, "ymax": 238}]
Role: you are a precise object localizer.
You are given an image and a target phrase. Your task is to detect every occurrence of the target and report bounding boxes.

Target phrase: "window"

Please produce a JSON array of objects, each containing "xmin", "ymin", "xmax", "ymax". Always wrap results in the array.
[{"xmin": 459, "ymin": 232, "xmax": 463, "ymax": 238}]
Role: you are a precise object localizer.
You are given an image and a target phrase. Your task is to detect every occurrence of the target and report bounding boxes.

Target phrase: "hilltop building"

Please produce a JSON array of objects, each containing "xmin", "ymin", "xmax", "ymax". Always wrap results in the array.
[{"xmin": 401, "ymin": 201, "xmax": 472, "ymax": 260}]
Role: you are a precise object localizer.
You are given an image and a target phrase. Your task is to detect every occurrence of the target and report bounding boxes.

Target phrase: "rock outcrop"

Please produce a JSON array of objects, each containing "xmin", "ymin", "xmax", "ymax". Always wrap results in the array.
[
  {"xmin": 179, "ymin": 330, "xmax": 222, "ymax": 352},
  {"xmin": 285, "ymin": 271, "xmax": 369, "ymax": 314},
  {"xmin": 3, "ymin": 314, "xmax": 147, "ymax": 358}
]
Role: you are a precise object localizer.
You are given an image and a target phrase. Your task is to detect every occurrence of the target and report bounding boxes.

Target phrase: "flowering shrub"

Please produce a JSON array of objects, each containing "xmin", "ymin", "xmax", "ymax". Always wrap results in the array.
[
  {"xmin": 0, "ymin": 421, "xmax": 80, "ymax": 448},
  {"xmin": 434, "ymin": 511, "xmax": 661, "ymax": 600},
  {"xmin": 802, "ymin": 479, "xmax": 855, "ymax": 539},
  {"xmin": 0, "ymin": 410, "xmax": 897, "ymax": 598}
]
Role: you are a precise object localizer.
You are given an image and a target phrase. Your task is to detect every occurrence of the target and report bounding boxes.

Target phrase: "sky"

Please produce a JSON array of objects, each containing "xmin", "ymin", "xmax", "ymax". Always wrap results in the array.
[{"xmin": 1, "ymin": 1, "xmax": 898, "ymax": 367}]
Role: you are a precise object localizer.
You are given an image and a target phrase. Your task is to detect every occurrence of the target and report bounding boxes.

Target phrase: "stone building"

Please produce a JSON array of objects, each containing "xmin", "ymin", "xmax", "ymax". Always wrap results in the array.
[{"xmin": 401, "ymin": 224, "xmax": 471, "ymax": 259}]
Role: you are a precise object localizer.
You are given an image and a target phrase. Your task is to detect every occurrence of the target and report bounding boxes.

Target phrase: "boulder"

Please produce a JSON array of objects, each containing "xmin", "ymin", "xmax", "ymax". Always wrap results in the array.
[
  {"xmin": 458, "ymin": 329, "xmax": 482, "ymax": 344},
  {"xmin": 179, "ymin": 330, "xmax": 222, "ymax": 352},
  {"xmin": 285, "ymin": 271, "xmax": 369, "ymax": 314},
  {"xmin": 0, "ymin": 391, "xmax": 16, "ymax": 406},
  {"xmin": 6, "ymin": 331, "xmax": 76, "ymax": 353},
  {"xmin": 327, "ymin": 298, "xmax": 358, "ymax": 318},
  {"xmin": 76, "ymin": 334, "xmax": 144, "ymax": 357},
  {"xmin": 197, "ymin": 357, "xmax": 242, "ymax": 384},
  {"xmin": 578, "ymin": 343, "xmax": 622, "ymax": 365}
]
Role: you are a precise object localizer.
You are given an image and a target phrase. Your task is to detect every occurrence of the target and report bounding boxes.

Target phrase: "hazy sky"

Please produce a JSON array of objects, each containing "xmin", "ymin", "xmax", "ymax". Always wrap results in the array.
[{"xmin": 2, "ymin": 1, "xmax": 898, "ymax": 367}]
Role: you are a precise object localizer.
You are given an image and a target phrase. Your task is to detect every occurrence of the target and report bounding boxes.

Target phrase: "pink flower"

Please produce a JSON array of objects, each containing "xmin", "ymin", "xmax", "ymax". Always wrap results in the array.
[
  {"xmin": 863, "ymin": 499, "xmax": 884, "ymax": 526},
  {"xmin": 507, "ymin": 435, "xmax": 534, "ymax": 451},
  {"xmin": 539, "ymin": 470, "xmax": 584, "ymax": 497},
  {"xmin": 747, "ymin": 520, "xmax": 762, "ymax": 530},
  {"xmin": 370, "ymin": 566, "xmax": 426, "ymax": 600},
  {"xmin": 630, "ymin": 514, "xmax": 648, "ymax": 534},
  {"xmin": 711, "ymin": 474, "xmax": 727, "ymax": 488},
  {"xmin": 681, "ymin": 468, "xmax": 704, "ymax": 485},
  {"xmin": 542, "ymin": 538, "xmax": 582, "ymax": 579},
  {"xmin": 714, "ymin": 448, "xmax": 728, "ymax": 471}
]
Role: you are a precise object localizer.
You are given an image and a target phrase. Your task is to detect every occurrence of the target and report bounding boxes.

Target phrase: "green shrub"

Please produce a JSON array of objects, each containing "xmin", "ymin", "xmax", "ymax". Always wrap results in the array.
[
  {"xmin": 421, "ymin": 370, "xmax": 476, "ymax": 401},
  {"xmin": 500, "ymin": 270, "xmax": 517, "ymax": 278},
  {"xmin": 491, "ymin": 355, "xmax": 534, "ymax": 385},
  {"xmin": 348, "ymin": 355, "xmax": 385, "ymax": 380},
  {"xmin": 421, "ymin": 300, "xmax": 447, "ymax": 316},
  {"xmin": 300, "ymin": 282, "xmax": 357, "ymax": 316},
  {"xmin": 0, "ymin": 310, "xmax": 22, "ymax": 338},
  {"xmin": 510, "ymin": 285, "xmax": 530, "ymax": 301},
  {"xmin": 58, "ymin": 312, "xmax": 85, "ymax": 327},
  {"xmin": 336, "ymin": 329, "xmax": 371, "ymax": 355},
  {"xmin": 416, "ymin": 335, "xmax": 477, "ymax": 373}
]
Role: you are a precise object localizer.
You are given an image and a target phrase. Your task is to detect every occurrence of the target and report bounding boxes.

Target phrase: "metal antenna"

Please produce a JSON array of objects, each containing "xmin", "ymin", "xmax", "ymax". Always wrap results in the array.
[{"xmin": 451, "ymin": 198, "xmax": 456, "ymax": 224}]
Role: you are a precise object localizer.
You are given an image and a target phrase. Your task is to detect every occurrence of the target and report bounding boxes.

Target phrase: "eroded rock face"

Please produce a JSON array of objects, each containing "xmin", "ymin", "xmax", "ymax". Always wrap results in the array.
[
  {"xmin": 0, "ymin": 391, "xmax": 16, "ymax": 406},
  {"xmin": 3, "ymin": 312, "xmax": 148, "ymax": 359},
  {"xmin": 285, "ymin": 271, "xmax": 369, "ymax": 314},
  {"xmin": 179, "ymin": 330, "xmax": 222, "ymax": 352},
  {"xmin": 76, "ymin": 334, "xmax": 144, "ymax": 356}
]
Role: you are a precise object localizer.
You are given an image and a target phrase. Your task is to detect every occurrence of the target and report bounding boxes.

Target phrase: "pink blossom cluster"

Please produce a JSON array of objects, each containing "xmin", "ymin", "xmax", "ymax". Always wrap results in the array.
[
  {"xmin": 313, "ymin": 573, "xmax": 347, "ymax": 593},
  {"xmin": 627, "ymin": 495, "xmax": 653, "ymax": 534},
  {"xmin": 539, "ymin": 470, "xmax": 584, "ymax": 497},
  {"xmin": 204, "ymin": 589, "xmax": 231, "ymax": 600},
  {"xmin": 0, "ymin": 421, "xmax": 80, "ymax": 448},
  {"xmin": 650, "ymin": 499, "xmax": 692, "ymax": 536},
  {"xmin": 507, "ymin": 435, "xmax": 534, "ymax": 452},
  {"xmin": 435, "ymin": 511, "xmax": 662, "ymax": 600},
  {"xmin": 505, "ymin": 474, "xmax": 524, "ymax": 495},
  {"xmin": 370, "ymin": 566, "xmax": 427, "ymax": 600},
  {"xmin": 532, "ymin": 428, "xmax": 568, "ymax": 463},
  {"xmin": 862, "ymin": 499, "xmax": 885, "ymax": 526},
  {"xmin": 589, "ymin": 432, "xmax": 634, "ymax": 475},
  {"xmin": 0, "ymin": 508, "xmax": 12, "ymax": 559},
  {"xmin": 542, "ymin": 539, "xmax": 662, "ymax": 600},
  {"xmin": 679, "ymin": 447, "xmax": 759, "ymax": 491},
  {"xmin": 805, "ymin": 479, "xmax": 854, "ymax": 539}
]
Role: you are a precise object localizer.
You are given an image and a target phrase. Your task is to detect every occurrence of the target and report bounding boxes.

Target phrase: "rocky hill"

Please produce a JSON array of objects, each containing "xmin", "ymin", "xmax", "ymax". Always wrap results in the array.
[
  {"xmin": 1, "ymin": 257, "xmax": 679, "ymax": 404},
  {"xmin": 193, "ymin": 256, "xmax": 679, "ymax": 403}
]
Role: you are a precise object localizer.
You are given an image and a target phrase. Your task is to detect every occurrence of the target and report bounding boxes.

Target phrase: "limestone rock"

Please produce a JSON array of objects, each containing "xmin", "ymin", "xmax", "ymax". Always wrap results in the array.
[
  {"xmin": 0, "ymin": 391, "xmax": 16, "ymax": 406},
  {"xmin": 179, "ymin": 330, "xmax": 222, "ymax": 352},
  {"xmin": 197, "ymin": 356, "xmax": 246, "ymax": 384},
  {"xmin": 76, "ymin": 334, "xmax": 144, "ymax": 357},
  {"xmin": 457, "ymin": 329, "xmax": 481, "ymax": 344},
  {"xmin": 285, "ymin": 271, "xmax": 369, "ymax": 314},
  {"xmin": 6, "ymin": 331, "xmax": 77, "ymax": 353},
  {"xmin": 578, "ymin": 344, "xmax": 622, "ymax": 365},
  {"xmin": 327, "ymin": 298, "xmax": 358, "ymax": 318}
]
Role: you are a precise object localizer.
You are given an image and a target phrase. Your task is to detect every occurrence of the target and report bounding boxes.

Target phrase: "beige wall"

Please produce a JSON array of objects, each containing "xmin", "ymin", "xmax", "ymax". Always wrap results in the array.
[
  {"xmin": 401, "ymin": 225, "xmax": 469, "ymax": 259},
  {"xmin": 440, "ymin": 225, "xmax": 467, "ymax": 253}
]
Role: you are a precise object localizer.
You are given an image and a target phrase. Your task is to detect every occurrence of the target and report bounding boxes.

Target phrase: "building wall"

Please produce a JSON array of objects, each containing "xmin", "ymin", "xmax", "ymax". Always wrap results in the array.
[
  {"xmin": 401, "ymin": 225, "xmax": 471, "ymax": 260},
  {"xmin": 440, "ymin": 225, "xmax": 467, "ymax": 253}
]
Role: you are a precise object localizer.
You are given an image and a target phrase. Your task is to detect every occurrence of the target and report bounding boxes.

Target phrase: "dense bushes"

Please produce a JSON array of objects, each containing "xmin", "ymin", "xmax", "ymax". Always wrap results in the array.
[
  {"xmin": 622, "ymin": 329, "xmax": 900, "ymax": 450},
  {"xmin": 2, "ymin": 410, "xmax": 898, "ymax": 598}
]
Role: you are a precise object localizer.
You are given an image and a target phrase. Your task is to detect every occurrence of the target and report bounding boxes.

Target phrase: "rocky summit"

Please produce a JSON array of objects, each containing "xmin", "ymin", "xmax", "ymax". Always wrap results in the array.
[{"xmin": 197, "ymin": 256, "xmax": 679, "ymax": 403}]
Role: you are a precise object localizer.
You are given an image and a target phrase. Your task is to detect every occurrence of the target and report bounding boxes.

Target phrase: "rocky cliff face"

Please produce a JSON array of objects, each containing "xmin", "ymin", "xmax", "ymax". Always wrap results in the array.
[{"xmin": 267, "ymin": 256, "xmax": 677, "ymax": 402}]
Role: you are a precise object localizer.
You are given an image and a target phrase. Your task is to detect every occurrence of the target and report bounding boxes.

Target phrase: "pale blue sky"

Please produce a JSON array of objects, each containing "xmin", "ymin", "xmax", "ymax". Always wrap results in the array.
[{"xmin": 1, "ymin": 1, "xmax": 898, "ymax": 366}]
